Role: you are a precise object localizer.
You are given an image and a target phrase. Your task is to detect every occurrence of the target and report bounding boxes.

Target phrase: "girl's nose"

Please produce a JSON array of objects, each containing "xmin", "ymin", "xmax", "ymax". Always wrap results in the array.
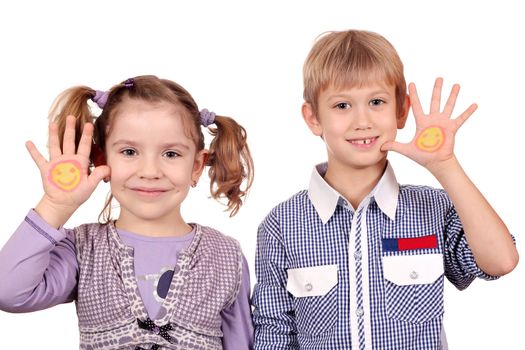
[{"xmin": 138, "ymin": 157, "xmax": 162, "ymax": 179}]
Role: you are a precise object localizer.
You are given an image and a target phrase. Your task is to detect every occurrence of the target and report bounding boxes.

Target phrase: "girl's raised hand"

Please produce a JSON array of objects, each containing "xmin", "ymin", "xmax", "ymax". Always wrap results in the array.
[
  {"xmin": 26, "ymin": 115, "xmax": 110, "ymax": 227},
  {"xmin": 381, "ymin": 78, "xmax": 477, "ymax": 171}
]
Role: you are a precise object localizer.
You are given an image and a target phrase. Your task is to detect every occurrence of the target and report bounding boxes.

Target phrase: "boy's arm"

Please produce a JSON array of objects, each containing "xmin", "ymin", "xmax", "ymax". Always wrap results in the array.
[
  {"xmin": 252, "ymin": 211, "xmax": 299, "ymax": 349},
  {"xmin": 431, "ymin": 157, "xmax": 516, "ymax": 276},
  {"xmin": 382, "ymin": 78, "xmax": 518, "ymax": 277}
]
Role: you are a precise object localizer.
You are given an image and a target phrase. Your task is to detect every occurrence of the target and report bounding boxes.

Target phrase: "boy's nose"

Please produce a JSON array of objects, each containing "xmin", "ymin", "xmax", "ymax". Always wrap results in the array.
[{"xmin": 352, "ymin": 107, "xmax": 372, "ymax": 130}]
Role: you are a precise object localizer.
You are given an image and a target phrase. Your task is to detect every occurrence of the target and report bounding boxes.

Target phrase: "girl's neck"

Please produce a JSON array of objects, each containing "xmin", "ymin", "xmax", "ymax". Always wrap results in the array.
[
  {"xmin": 324, "ymin": 159, "xmax": 387, "ymax": 210},
  {"xmin": 114, "ymin": 211, "xmax": 192, "ymax": 238}
]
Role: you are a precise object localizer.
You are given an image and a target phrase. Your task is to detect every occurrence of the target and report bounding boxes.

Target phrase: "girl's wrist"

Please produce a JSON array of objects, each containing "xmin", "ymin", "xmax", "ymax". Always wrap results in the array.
[{"xmin": 34, "ymin": 196, "xmax": 78, "ymax": 229}]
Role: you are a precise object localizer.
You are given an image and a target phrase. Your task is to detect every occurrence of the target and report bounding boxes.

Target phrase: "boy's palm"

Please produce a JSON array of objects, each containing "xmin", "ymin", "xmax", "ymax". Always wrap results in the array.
[{"xmin": 382, "ymin": 78, "xmax": 477, "ymax": 169}]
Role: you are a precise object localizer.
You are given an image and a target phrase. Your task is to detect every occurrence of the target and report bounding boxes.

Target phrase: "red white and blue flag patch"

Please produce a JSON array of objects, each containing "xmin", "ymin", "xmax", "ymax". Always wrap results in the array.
[{"xmin": 382, "ymin": 234, "xmax": 438, "ymax": 252}]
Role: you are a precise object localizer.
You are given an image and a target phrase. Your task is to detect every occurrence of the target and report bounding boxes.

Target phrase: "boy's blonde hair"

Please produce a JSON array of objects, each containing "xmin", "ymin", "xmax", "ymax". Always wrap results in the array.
[{"xmin": 303, "ymin": 30, "xmax": 406, "ymax": 117}]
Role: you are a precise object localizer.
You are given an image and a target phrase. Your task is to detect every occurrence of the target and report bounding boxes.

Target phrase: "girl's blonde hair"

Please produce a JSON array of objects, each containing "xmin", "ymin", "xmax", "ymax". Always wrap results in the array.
[
  {"xmin": 303, "ymin": 30, "xmax": 407, "ymax": 117},
  {"xmin": 49, "ymin": 75, "xmax": 253, "ymax": 220}
]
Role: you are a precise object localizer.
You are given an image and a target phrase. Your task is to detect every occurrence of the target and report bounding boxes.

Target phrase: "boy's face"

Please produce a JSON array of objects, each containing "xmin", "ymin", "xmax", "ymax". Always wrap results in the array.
[{"xmin": 302, "ymin": 82, "xmax": 408, "ymax": 171}]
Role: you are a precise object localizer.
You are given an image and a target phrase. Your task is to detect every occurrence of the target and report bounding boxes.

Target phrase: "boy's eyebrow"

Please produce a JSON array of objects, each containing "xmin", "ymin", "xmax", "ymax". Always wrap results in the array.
[{"xmin": 327, "ymin": 89, "xmax": 393, "ymax": 99}]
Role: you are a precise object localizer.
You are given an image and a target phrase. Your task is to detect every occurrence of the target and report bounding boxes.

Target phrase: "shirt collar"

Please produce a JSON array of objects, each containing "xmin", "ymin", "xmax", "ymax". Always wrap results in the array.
[{"xmin": 308, "ymin": 162, "xmax": 399, "ymax": 224}]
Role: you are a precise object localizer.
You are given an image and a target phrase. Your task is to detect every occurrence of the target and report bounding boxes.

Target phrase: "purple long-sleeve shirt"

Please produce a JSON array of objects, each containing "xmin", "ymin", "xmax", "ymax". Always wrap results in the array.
[{"xmin": 0, "ymin": 210, "xmax": 254, "ymax": 349}]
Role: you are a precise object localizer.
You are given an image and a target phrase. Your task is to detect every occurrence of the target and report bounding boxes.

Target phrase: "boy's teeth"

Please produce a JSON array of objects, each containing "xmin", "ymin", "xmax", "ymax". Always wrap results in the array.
[{"xmin": 353, "ymin": 138, "xmax": 373, "ymax": 144}]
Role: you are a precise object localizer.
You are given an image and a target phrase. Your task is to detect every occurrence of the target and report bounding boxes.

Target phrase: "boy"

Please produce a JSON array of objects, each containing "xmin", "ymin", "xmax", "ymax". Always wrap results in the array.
[{"xmin": 252, "ymin": 30, "xmax": 518, "ymax": 349}]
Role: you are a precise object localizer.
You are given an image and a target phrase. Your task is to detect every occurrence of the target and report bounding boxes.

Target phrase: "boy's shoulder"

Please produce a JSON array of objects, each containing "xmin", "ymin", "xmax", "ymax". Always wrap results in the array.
[
  {"xmin": 268, "ymin": 189, "xmax": 311, "ymax": 214},
  {"xmin": 398, "ymin": 183, "xmax": 453, "ymax": 210}
]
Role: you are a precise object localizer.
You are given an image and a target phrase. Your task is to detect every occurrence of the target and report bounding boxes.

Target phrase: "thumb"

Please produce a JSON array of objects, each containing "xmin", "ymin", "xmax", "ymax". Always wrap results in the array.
[
  {"xmin": 88, "ymin": 165, "xmax": 111, "ymax": 185},
  {"xmin": 381, "ymin": 141, "xmax": 411, "ymax": 156}
]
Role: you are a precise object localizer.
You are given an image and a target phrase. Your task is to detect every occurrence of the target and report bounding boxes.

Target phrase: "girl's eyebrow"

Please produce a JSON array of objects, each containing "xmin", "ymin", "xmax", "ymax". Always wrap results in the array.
[{"xmin": 111, "ymin": 139, "xmax": 191, "ymax": 150}]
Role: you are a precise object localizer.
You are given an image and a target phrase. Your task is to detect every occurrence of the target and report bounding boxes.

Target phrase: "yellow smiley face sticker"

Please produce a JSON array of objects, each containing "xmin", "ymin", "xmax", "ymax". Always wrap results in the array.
[
  {"xmin": 48, "ymin": 160, "xmax": 81, "ymax": 191},
  {"xmin": 415, "ymin": 126, "xmax": 445, "ymax": 152}
]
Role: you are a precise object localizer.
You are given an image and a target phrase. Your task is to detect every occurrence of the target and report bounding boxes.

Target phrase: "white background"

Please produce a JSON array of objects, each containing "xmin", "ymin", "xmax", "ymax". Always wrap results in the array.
[{"xmin": 0, "ymin": 0, "xmax": 523, "ymax": 348}]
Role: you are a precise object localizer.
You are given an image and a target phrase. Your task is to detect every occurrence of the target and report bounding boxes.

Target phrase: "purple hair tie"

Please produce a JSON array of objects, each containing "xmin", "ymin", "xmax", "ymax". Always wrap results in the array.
[
  {"xmin": 123, "ymin": 78, "xmax": 134, "ymax": 88},
  {"xmin": 93, "ymin": 90, "xmax": 109, "ymax": 109},
  {"xmin": 200, "ymin": 108, "xmax": 216, "ymax": 127}
]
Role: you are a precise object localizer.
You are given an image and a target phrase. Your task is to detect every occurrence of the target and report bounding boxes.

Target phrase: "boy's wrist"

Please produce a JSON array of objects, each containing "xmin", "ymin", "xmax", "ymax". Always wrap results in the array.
[{"xmin": 426, "ymin": 156, "xmax": 462, "ymax": 181}]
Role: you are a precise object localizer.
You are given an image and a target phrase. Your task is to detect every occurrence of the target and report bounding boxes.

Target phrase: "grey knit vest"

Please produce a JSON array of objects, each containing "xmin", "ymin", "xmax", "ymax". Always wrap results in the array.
[{"xmin": 74, "ymin": 222, "xmax": 243, "ymax": 350}]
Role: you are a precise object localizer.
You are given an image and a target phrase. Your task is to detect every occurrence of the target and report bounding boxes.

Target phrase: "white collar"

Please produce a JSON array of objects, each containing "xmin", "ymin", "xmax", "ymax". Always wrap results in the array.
[{"xmin": 308, "ymin": 162, "xmax": 399, "ymax": 224}]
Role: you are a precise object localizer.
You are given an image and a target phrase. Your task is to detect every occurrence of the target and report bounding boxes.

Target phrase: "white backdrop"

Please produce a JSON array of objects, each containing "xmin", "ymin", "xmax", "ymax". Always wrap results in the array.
[{"xmin": 0, "ymin": 0, "xmax": 523, "ymax": 348}]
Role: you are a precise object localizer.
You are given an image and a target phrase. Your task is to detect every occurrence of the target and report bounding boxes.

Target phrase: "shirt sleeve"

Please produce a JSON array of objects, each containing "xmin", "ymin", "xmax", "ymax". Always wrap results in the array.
[
  {"xmin": 0, "ymin": 209, "xmax": 78, "ymax": 312},
  {"xmin": 252, "ymin": 210, "xmax": 299, "ymax": 349},
  {"xmin": 442, "ymin": 196, "xmax": 500, "ymax": 291},
  {"xmin": 221, "ymin": 254, "xmax": 254, "ymax": 350}
]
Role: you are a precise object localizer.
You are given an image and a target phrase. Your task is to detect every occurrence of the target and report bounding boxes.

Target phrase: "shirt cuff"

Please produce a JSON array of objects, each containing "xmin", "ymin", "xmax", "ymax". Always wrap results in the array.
[{"xmin": 25, "ymin": 209, "xmax": 68, "ymax": 245}]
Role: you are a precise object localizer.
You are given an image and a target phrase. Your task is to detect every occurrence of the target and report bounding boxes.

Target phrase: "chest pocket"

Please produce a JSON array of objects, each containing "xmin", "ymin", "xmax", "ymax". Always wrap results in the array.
[
  {"xmin": 287, "ymin": 264, "xmax": 338, "ymax": 336},
  {"xmin": 383, "ymin": 254, "xmax": 444, "ymax": 324}
]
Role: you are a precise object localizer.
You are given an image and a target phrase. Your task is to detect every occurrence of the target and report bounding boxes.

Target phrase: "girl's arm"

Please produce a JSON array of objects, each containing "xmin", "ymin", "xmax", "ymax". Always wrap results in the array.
[
  {"xmin": 0, "ymin": 210, "xmax": 78, "ymax": 312},
  {"xmin": 221, "ymin": 255, "xmax": 254, "ymax": 350}
]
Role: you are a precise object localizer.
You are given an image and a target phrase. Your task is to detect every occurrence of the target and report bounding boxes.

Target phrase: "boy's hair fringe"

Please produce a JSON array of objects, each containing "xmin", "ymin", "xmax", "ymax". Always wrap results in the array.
[{"xmin": 303, "ymin": 30, "xmax": 407, "ymax": 117}]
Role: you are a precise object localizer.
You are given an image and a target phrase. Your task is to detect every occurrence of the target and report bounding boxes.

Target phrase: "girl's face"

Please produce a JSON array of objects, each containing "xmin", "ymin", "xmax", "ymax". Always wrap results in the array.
[{"xmin": 105, "ymin": 98, "xmax": 207, "ymax": 231}]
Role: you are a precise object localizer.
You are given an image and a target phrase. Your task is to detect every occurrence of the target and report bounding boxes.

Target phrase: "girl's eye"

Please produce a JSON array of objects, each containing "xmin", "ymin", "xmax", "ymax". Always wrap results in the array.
[
  {"xmin": 163, "ymin": 151, "xmax": 180, "ymax": 159},
  {"xmin": 121, "ymin": 149, "xmax": 136, "ymax": 156},
  {"xmin": 370, "ymin": 99, "xmax": 385, "ymax": 106},
  {"xmin": 335, "ymin": 102, "xmax": 350, "ymax": 109}
]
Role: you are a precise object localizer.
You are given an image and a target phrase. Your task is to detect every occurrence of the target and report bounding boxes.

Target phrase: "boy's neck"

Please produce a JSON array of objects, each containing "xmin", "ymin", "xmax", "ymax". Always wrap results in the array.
[{"xmin": 324, "ymin": 159, "xmax": 387, "ymax": 210}]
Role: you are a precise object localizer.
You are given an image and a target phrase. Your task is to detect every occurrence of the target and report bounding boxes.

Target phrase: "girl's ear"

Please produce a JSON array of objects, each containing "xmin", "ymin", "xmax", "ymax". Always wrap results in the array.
[
  {"xmin": 397, "ymin": 94, "xmax": 410, "ymax": 129},
  {"xmin": 191, "ymin": 149, "xmax": 208, "ymax": 183},
  {"xmin": 302, "ymin": 102, "xmax": 323, "ymax": 136}
]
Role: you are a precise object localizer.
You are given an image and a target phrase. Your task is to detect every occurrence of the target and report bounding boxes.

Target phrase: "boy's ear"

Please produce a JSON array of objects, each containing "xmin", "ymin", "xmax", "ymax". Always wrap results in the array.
[
  {"xmin": 302, "ymin": 102, "xmax": 323, "ymax": 136},
  {"xmin": 397, "ymin": 94, "xmax": 410, "ymax": 129}
]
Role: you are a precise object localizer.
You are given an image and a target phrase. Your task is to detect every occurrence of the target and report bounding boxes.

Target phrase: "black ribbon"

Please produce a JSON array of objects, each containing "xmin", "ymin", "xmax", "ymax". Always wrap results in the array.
[
  {"xmin": 135, "ymin": 345, "xmax": 159, "ymax": 350},
  {"xmin": 135, "ymin": 317, "xmax": 174, "ymax": 349}
]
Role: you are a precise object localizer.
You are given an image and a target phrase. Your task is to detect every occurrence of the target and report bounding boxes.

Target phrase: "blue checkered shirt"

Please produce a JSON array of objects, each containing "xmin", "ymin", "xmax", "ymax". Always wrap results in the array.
[{"xmin": 252, "ymin": 162, "xmax": 497, "ymax": 349}]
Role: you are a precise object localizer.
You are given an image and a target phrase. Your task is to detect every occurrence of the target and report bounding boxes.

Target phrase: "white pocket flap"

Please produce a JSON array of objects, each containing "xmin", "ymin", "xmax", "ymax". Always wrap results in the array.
[
  {"xmin": 287, "ymin": 264, "xmax": 338, "ymax": 297},
  {"xmin": 383, "ymin": 254, "xmax": 444, "ymax": 286}
]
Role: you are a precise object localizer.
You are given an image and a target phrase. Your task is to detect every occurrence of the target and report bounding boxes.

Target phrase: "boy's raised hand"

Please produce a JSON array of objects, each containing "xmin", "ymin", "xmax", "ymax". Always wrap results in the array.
[
  {"xmin": 382, "ymin": 78, "xmax": 477, "ymax": 171},
  {"xmin": 26, "ymin": 115, "xmax": 110, "ymax": 226}
]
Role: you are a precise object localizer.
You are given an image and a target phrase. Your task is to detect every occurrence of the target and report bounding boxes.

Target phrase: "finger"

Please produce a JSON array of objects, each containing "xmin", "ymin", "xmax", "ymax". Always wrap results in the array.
[
  {"xmin": 408, "ymin": 83, "xmax": 425, "ymax": 117},
  {"xmin": 381, "ymin": 140, "xmax": 412, "ymax": 156},
  {"xmin": 88, "ymin": 165, "xmax": 111, "ymax": 187},
  {"xmin": 443, "ymin": 84, "xmax": 460, "ymax": 117},
  {"xmin": 455, "ymin": 103, "xmax": 478, "ymax": 129},
  {"xmin": 62, "ymin": 115, "xmax": 77, "ymax": 155},
  {"xmin": 430, "ymin": 77, "xmax": 443, "ymax": 114},
  {"xmin": 77, "ymin": 123, "xmax": 94, "ymax": 158},
  {"xmin": 26, "ymin": 141, "xmax": 48, "ymax": 169},
  {"xmin": 48, "ymin": 122, "xmax": 62, "ymax": 159}
]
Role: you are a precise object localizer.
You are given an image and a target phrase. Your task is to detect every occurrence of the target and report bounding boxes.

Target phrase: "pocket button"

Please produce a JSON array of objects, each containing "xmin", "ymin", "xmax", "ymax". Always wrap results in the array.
[
  {"xmin": 305, "ymin": 283, "xmax": 313, "ymax": 292},
  {"xmin": 409, "ymin": 271, "xmax": 419, "ymax": 280}
]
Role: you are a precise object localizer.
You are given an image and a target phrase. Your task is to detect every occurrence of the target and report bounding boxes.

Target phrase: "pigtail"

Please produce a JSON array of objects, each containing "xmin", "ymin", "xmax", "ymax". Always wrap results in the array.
[
  {"xmin": 206, "ymin": 116, "xmax": 254, "ymax": 217},
  {"xmin": 48, "ymin": 86, "xmax": 97, "ymax": 152}
]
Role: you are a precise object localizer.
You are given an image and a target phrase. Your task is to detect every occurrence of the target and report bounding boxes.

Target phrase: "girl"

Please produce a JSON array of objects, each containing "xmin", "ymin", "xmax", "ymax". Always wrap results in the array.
[{"xmin": 0, "ymin": 75, "xmax": 254, "ymax": 349}]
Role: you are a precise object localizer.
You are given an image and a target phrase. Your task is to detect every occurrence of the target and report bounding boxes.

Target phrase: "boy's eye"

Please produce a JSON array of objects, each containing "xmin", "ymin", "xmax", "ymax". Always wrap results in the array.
[
  {"xmin": 163, "ymin": 151, "xmax": 180, "ymax": 159},
  {"xmin": 370, "ymin": 99, "xmax": 385, "ymax": 106},
  {"xmin": 335, "ymin": 102, "xmax": 350, "ymax": 109},
  {"xmin": 121, "ymin": 149, "xmax": 136, "ymax": 156}
]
